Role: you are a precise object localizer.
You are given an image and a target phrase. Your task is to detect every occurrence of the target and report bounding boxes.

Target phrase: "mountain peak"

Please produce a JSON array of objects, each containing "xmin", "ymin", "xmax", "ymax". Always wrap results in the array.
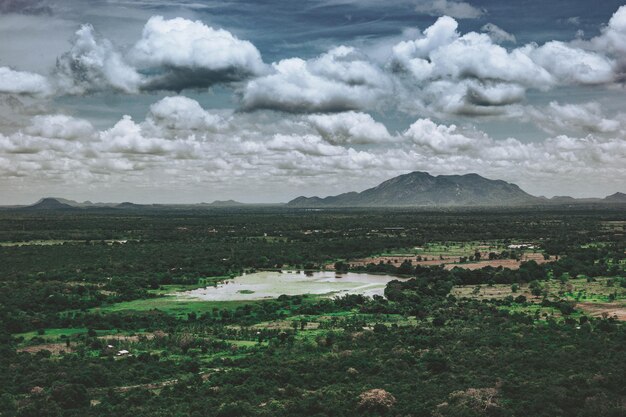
[
  {"xmin": 25, "ymin": 198, "xmax": 76, "ymax": 210},
  {"xmin": 605, "ymin": 192, "xmax": 626, "ymax": 202}
]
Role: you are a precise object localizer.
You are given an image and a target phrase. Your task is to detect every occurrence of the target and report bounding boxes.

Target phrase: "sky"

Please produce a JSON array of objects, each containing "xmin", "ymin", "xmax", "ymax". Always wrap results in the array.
[{"xmin": 0, "ymin": 0, "xmax": 625, "ymax": 204}]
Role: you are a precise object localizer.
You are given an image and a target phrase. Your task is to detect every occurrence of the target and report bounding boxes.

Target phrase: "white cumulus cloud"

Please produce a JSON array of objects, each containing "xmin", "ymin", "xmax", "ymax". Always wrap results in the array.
[
  {"xmin": 527, "ymin": 41, "xmax": 615, "ymax": 85},
  {"xmin": 403, "ymin": 118, "xmax": 487, "ymax": 153},
  {"xmin": 0, "ymin": 66, "xmax": 52, "ymax": 96},
  {"xmin": 589, "ymin": 5, "xmax": 626, "ymax": 58},
  {"xmin": 307, "ymin": 111, "xmax": 393, "ymax": 144},
  {"xmin": 391, "ymin": 14, "xmax": 623, "ymax": 115},
  {"xmin": 130, "ymin": 16, "xmax": 266, "ymax": 90},
  {"xmin": 146, "ymin": 96, "xmax": 224, "ymax": 133},
  {"xmin": 25, "ymin": 114, "xmax": 95, "ymax": 140},
  {"xmin": 242, "ymin": 46, "xmax": 392, "ymax": 113}
]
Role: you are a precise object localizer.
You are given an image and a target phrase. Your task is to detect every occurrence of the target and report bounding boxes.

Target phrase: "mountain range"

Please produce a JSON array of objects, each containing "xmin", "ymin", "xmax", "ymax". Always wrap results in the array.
[
  {"xmin": 6, "ymin": 172, "xmax": 626, "ymax": 210},
  {"xmin": 17, "ymin": 198, "xmax": 249, "ymax": 210}
]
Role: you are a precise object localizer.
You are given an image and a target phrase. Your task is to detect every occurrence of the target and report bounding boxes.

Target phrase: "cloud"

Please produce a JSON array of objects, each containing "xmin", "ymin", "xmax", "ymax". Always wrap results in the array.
[
  {"xmin": 582, "ymin": 5, "xmax": 626, "ymax": 76},
  {"xmin": 242, "ymin": 46, "xmax": 392, "ymax": 113},
  {"xmin": 1, "ymin": 93, "xmax": 625, "ymax": 201},
  {"xmin": 25, "ymin": 114, "xmax": 94, "ymax": 140},
  {"xmin": 4, "ymin": 5, "xmax": 623, "ymax": 128},
  {"xmin": 0, "ymin": 66, "xmax": 52, "ymax": 96},
  {"xmin": 396, "ymin": 118, "xmax": 626, "ymax": 196},
  {"xmin": 53, "ymin": 16, "xmax": 266, "ymax": 94},
  {"xmin": 526, "ymin": 102, "xmax": 624, "ymax": 135},
  {"xmin": 3, "ymin": 6, "xmax": 626, "ymax": 202},
  {"xmin": 566, "ymin": 17, "xmax": 581, "ymax": 26},
  {"xmin": 55, "ymin": 24, "xmax": 142, "ymax": 94},
  {"xmin": 414, "ymin": 0, "xmax": 484, "ymax": 19},
  {"xmin": 0, "ymin": 132, "xmax": 46, "ymax": 154},
  {"xmin": 392, "ymin": 18, "xmax": 552, "ymax": 88},
  {"xmin": 416, "ymin": 79, "xmax": 526, "ymax": 116},
  {"xmin": 527, "ymin": 41, "xmax": 614, "ymax": 85},
  {"xmin": 403, "ymin": 118, "xmax": 486, "ymax": 153},
  {"xmin": 481, "ymin": 23, "xmax": 516, "ymax": 44},
  {"xmin": 130, "ymin": 16, "xmax": 266, "ymax": 90},
  {"xmin": 0, "ymin": 0, "xmax": 52, "ymax": 15},
  {"xmin": 99, "ymin": 115, "xmax": 199, "ymax": 158},
  {"xmin": 267, "ymin": 134, "xmax": 345, "ymax": 157},
  {"xmin": 391, "ymin": 14, "xmax": 623, "ymax": 115},
  {"xmin": 590, "ymin": 5, "xmax": 626, "ymax": 57},
  {"xmin": 392, "ymin": 16, "xmax": 460, "ymax": 66},
  {"xmin": 307, "ymin": 111, "xmax": 393, "ymax": 144},
  {"xmin": 146, "ymin": 96, "xmax": 223, "ymax": 133}
]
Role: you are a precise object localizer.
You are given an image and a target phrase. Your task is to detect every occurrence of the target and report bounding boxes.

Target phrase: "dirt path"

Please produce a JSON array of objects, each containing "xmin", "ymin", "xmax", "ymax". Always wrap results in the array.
[{"xmin": 89, "ymin": 369, "xmax": 219, "ymax": 394}]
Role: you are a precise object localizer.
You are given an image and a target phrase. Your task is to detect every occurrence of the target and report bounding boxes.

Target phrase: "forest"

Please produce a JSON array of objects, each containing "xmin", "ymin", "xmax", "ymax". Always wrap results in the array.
[{"xmin": 0, "ymin": 206, "xmax": 624, "ymax": 417}]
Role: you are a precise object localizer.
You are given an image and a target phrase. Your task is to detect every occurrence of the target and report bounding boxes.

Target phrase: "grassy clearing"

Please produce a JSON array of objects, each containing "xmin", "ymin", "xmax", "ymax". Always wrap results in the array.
[
  {"xmin": 148, "ymin": 277, "xmax": 229, "ymax": 296},
  {"xmin": 93, "ymin": 297, "xmax": 260, "ymax": 317},
  {"xmin": 14, "ymin": 327, "xmax": 128, "ymax": 341},
  {"xmin": 14, "ymin": 327, "xmax": 133, "ymax": 348}
]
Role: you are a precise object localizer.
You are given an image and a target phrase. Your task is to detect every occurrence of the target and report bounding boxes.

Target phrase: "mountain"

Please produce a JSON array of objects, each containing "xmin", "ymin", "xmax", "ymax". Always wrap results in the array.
[
  {"xmin": 604, "ymin": 192, "xmax": 626, "ymax": 203},
  {"xmin": 22, "ymin": 198, "xmax": 77, "ymax": 210},
  {"xmin": 287, "ymin": 172, "xmax": 540, "ymax": 207},
  {"xmin": 201, "ymin": 200, "xmax": 246, "ymax": 207},
  {"xmin": 115, "ymin": 202, "xmax": 148, "ymax": 209},
  {"xmin": 24, "ymin": 197, "xmax": 121, "ymax": 208}
]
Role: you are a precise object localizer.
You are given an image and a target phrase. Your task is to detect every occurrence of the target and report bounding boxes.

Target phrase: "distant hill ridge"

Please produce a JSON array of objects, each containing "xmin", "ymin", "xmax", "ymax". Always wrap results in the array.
[
  {"xmin": 16, "ymin": 198, "xmax": 249, "ymax": 210},
  {"xmin": 203, "ymin": 200, "xmax": 246, "ymax": 207},
  {"xmin": 286, "ymin": 171, "xmax": 625, "ymax": 207}
]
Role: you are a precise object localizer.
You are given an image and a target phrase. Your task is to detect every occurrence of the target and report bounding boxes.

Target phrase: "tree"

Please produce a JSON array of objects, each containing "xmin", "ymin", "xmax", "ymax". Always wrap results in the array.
[
  {"xmin": 334, "ymin": 261, "xmax": 349, "ymax": 273},
  {"xmin": 50, "ymin": 383, "xmax": 90, "ymax": 409},
  {"xmin": 397, "ymin": 260, "xmax": 414, "ymax": 275},
  {"xmin": 358, "ymin": 389, "xmax": 396, "ymax": 413},
  {"xmin": 373, "ymin": 323, "xmax": 388, "ymax": 333},
  {"xmin": 423, "ymin": 351, "xmax": 449, "ymax": 373},
  {"xmin": 0, "ymin": 394, "xmax": 17, "ymax": 417},
  {"xmin": 529, "ymin": 280, "xmax": 543, "ymax": 298}
]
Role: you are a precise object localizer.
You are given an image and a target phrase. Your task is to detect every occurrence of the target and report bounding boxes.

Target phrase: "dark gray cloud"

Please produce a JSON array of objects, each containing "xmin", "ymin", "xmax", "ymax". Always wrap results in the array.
[{"xmin": 0, "ymin": 0, "xmax": 52, "ymax": 15}]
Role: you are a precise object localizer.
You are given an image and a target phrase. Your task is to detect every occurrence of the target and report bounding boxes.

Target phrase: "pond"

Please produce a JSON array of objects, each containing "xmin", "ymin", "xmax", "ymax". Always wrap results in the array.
[{"xmin": 176, "ymin": 270, "xmax": 403, "ymax": 301}]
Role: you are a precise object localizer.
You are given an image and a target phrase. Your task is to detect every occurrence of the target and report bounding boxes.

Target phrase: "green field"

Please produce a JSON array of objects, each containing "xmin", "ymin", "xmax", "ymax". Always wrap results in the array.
[{"xmin": 92, "ymin": 296, "xmax": 259, "ymax": 317}]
